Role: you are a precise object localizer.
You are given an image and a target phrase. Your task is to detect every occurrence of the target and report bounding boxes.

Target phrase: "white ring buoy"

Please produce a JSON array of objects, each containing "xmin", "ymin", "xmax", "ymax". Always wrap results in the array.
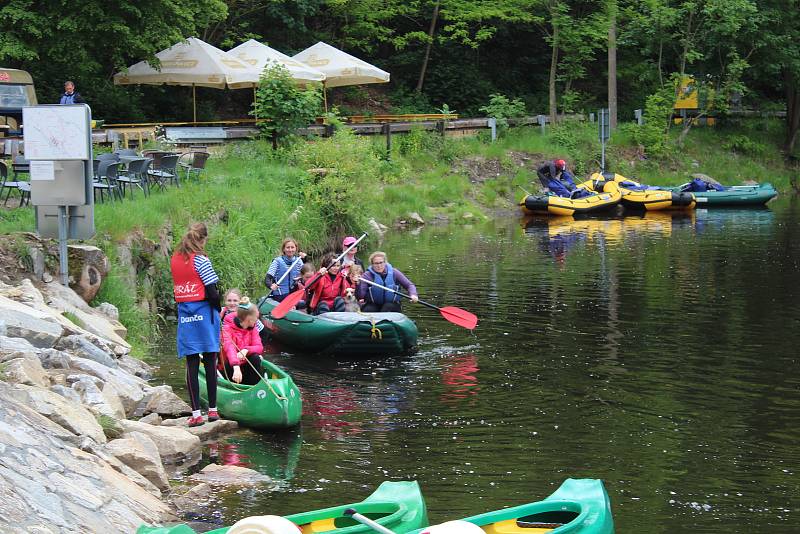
[
  {"xmin": 227, "ymin": 515, "xmax": 301, "ymax": 534},
  {"xmin": 422, "ymin": 520, "xmax": 485, "ymax": 533}
]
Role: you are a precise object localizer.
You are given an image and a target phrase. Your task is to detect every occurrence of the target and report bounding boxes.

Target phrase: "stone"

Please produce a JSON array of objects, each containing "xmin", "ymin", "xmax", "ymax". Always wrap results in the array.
[
  {"xmin": 0, "ymin": 318, "xmax": 5, "ymax": 337},
  {"xmin": 2, "ymin": 355, "xmax": 49, "ymax": 387},
  {"xmin": 28, "ymin": 246, "xmax": 46, "ymax": 281},
  {"xmin": 462, "ymin": 212, "xmax": 474, "ymax": 219},
  {"xmin": 104, "ymin": 432, "xmax": 170, "ymax": 491},
  {"xmin": 0, "ymin": 335, "xmax": 37, "ymax": 353},
  {"xmin": 171, "ymin": 482, "xmax": 214, "ymax": 513},
  {"xmin": 95, "ymin": 302, "xmax": 119, "ymax": 321},
  {"xmin": 68, "ymin": 357, "xmax": 147, "ymax": 416},
  {"xmin": 368, "ymin": 218, "xmax": 387, "ymax": 236},
  {"xmin": 188, "ymin": 463, "xmax": 272, "ymax": 486},
  {"xmin": 3, "ymin": 383, "xmax": 106, "ymax": 443},
  {"xmin": 0, "ymin": 349, "xmax": 37, "ymax": 364},
  {"xmin": 120, "ymin": 419, "xmax": 202, "ymax": 464},
  {"xmin": 117, "ymin": 354, "xmax": 154, "ymax": 379},
  {"xmin": 67, "ymin": 244, "xmax": 110, "ymax": 303},
  {"xmin": 0, "ymin": 295, "xmax": 64, "ymax": 348},
  {"xmin": 56, "ymin": 335, "xmax": 118, "ymax": 369},
  {"xmin": 51, "ymin": 384, "xmax": 83, "ymax": 404},
  {"xmin": 162, "ymin": 417, "xmax": 239, "ymax": 440},
  {"xmin": 408, "ymin": 212, "xmax": 425, "ymax": 225},
  {"xmin": 139, "ymin": 385, "xmax": 192, "ymax": 417},
  {"xmin": 70, "ymin": 374, "xmax": 126, "ymax": 419},
  {"xmin": 139, "ymin": 413, "xmax": 163, "ymax": 425},
  {"xmin": 79, "ymin": 439, "xmax": 162, "ymax": 498},
  {"xmin": 38, "ymin": 348, "xmax": 73, "ymax": 369}
]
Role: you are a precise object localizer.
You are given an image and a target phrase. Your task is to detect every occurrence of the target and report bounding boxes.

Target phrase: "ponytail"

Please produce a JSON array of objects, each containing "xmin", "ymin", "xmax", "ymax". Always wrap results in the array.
[{"xmin": 176, "ymin": 222, "xmax": 208, "ymax": 258}]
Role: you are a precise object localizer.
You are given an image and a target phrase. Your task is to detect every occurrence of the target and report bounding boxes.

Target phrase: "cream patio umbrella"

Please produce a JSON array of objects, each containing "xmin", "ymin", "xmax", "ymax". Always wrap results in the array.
[
  {"xmin": 114, "ymin": 37, "xmax": 258, "ymax": 122},
  {"xmin": 228, "ymin": 39, "xmax": 326, "ymax": 84},
  {"xmin": 292, "ymin": 42, "xmax": 390, "ymax": 110}
]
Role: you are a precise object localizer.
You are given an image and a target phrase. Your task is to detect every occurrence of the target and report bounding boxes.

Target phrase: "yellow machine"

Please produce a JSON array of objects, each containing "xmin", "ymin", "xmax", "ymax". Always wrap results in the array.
[{"xmin": 0, "ymin": 68, "xmax": 37, "ymax": 133}]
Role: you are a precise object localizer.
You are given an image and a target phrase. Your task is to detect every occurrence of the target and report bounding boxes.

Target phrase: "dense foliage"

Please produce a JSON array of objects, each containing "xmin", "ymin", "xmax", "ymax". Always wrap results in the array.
[{"xmin": 0, "ymin": 0, "xmax": 798, "ymax": 153}]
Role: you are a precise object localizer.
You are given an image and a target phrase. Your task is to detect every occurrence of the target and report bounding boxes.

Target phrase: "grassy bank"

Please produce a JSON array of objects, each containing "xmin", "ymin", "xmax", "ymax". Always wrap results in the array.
[{"xmin": 0, "ymin": 118, "xmax": 794, "ymax": 355}]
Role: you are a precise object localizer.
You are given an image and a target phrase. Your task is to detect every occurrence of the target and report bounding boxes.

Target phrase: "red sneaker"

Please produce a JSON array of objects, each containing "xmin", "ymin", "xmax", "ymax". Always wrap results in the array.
[
  {"xmin": 207, "ymin": 409, "xmax": 220, "ymax": 422},
  {"xmin": 187, "ymin": 415, "xmax": 205, "ymax": 427}
]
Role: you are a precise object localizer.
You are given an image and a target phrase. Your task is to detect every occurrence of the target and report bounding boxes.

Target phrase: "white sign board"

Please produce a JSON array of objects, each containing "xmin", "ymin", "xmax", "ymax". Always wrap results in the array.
[
  {"xmin": 29, "ymin": 160, "xmax": 55, "ymax": 181},
  {"xmin": 23, "ymin": 105, "xmax": 91, "ymax": 160}
]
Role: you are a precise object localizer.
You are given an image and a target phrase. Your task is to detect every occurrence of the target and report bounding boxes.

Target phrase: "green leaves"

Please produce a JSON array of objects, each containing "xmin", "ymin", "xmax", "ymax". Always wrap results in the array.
[{"xmin": 252, "ymin": 64, "xmax": 323, "ymax": 146}]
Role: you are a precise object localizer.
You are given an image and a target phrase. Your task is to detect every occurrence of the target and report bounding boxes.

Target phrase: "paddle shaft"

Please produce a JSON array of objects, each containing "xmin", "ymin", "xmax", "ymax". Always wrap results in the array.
[
  {"xmin": 344, "ymin": 509, "xmax": 397, "ymax": 534},
  {"xmin": 268, "ymin": 256, "xmax": 304, "ymax": 297}
]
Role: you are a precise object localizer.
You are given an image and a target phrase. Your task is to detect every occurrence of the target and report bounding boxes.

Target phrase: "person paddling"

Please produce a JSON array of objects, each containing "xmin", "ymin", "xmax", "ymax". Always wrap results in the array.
[
  {"xmin": 264, "ymin": 238, "xmax": 306, "ymax": 301},
  {"xmin": 170, "ymin": 222, "xmax": 221, "ymax": 427},
  {"xmin": 357, "ymin": 251, "xmax": 418, "ymax": 313}
]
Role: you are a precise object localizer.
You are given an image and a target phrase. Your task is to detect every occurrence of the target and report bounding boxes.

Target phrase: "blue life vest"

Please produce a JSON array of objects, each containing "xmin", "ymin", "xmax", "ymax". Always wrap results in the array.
[
  {"xmin": 273, "ymin": 256, "xmax": 301, "ymax": 295},
  {"xmin": 367, "ymin": 263, "xmax": 400, "ymax": 305}
]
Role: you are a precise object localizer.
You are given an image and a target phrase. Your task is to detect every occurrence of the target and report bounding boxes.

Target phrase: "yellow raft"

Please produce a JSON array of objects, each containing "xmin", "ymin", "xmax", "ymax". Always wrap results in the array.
[
  {"xmin": 583, "ymin": 173, "xmax": 696, "ymax": 211},
  {"xmin": 519, "ymin": 180, "xmax": 622, "ymax": 217}
]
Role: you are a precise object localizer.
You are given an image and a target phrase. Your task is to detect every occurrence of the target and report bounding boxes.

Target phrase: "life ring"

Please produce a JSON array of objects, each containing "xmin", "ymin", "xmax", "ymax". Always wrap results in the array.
[{"xmin": 227, "ymin": 515, "xmax": 302, "ymax": 534}]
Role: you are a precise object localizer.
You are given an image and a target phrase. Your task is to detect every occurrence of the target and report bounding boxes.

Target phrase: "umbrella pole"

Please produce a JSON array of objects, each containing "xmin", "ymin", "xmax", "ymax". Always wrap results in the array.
[
  {"xmin": 192, "ymin": 84, "xmax": 197, "ymax": 123},
  {"xmin": 323, "ymin": 81, "xmax": 328, "ymax": 113},
  {"xmin": 253, "ymin": 86, "xmax": 257, "ymax": 121}
]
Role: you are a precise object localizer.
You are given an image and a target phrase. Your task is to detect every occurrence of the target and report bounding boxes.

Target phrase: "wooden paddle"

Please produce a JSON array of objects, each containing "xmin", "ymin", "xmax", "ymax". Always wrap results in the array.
[
  {"xmin": 269, "ymin": 232, "xmax": 368, "ymax": 320},
  {"xmin": 359, "ymin": 277, "xmax": 478, "ymax": 330},
  {"xmin": 343, "ymin": 508, "xmax": 397, "ymax": 534},
  {"xmin": 267, "ymin": 255, "xmax": 304, "ymax": 298}
]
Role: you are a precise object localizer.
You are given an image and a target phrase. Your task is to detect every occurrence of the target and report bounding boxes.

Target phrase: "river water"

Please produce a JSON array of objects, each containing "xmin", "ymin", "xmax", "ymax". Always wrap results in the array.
[{"xmin": 153, "ymin": 197, "xmax": 800, "ymax": 532}]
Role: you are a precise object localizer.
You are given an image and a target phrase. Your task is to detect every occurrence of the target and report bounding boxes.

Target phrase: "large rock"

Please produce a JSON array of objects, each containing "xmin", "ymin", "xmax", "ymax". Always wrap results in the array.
[
  {"xmin": 67, "ymin": 357, "xmax": 147, "ymax": 416},
  {"xmin": 69, "ymin": 374, "xmax": 126, "ymax": 419},
  {"xmin": 188, "ymin": 463, "xmax": 272, "ymax": 486},
  {"xmin": 0, "ymin": 386, "xmax": 175, "ymax": 532},
  {"xmin": 162, "ymin": 417, "xmax": 239, "ymax": 440},
  {"xmin": 120, "ymin": 419, "xmax": 201, "ymax": 464},
  {"xmin": 0, "ymin": 318, "xmax": 5, "ymax": 337},
  {"xmin": 96, "ymin": 302, "xmax": 119, "ymax": 321},
  {"xmin": 2, "ymin": 383, "xmax": 106, "ymax": 443},
  {"xmin": 0, "ymin": 335, "xmax": 36, "ymax": 354},
  {"xmin": 118, "ymin": 353, "xmax": 154, "ymax": 380},
  {"xmin": 2, "ymin": 355, "xmax": 49, "ymax": 387},
  {"xmin": 56, "ymin": 335, "xmax": 118, "ymax": 369},
  {"xmin": 104, "ymin": 432, "xmax": 170, "ymax": 491},
  {"xmin": 39, "ymin": 348, "xmax": 73, "ymax": 369},
  {"xmin": 139, "ymin": 385, "xmax": 192, "ymax": 417},
  {"xmin": 67, "ymin": 244, "xmax": 110, "ymax": 303},
  {"xmin": 0, "ymin": 295, "xmax": 63, "ymax": 348}
]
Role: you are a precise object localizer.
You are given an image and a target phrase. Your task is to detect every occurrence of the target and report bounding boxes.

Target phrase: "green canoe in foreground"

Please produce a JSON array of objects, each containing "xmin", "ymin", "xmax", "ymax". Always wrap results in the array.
[
  {"xmin": 137, "ymin": 480, "xmax": 428, "ymax": 534},
  {"xmin": 199, "ymin": 357, "xmax": 302, "ymax": 429},
  {"xmin": 410, "ymin": 479, "xmax": 614, "ymax": 534},
  {"xmin": 259, "ymin": 297, "xmax": 418, "ymax": 357},
  {"xmin": 669, "ymin": 183, "xmax": 777, "ymax": 207}
]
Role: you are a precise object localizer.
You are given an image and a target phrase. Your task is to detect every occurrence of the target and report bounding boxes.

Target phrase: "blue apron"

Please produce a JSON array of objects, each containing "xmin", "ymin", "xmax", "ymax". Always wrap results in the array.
[{"xmin": 176, "ymin": 300, "xmax": 220, "ymax": 357}]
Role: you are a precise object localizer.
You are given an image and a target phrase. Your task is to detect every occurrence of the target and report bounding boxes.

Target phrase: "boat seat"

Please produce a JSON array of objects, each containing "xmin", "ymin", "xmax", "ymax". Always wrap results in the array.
[
  {"xmin": 228, "ymin": 515, "xmax": 301, "ymax": 533},
  {"xmin": 481, "ymin": 519, "xmax": 556, "ymax": 533},
  {"xmin": 319, "ymin": 311, "xmax": 407, "ymax": 323},
  {"xmin": 300, "ymin": 518, "xmax": 336, "ymax": 533}
]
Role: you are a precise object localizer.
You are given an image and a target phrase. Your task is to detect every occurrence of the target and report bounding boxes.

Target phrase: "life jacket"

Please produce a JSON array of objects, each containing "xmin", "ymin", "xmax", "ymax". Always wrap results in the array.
[
  {"xmin": 171, "ymin": 253, "xmax": 205, "ymax": 302},
  {"xmin": 310, "ymin": 272, "xmax": 347, "ymax": 310},
  {"xmin": 367, "ymin": 263, "xmax": 400, "ymax": 305},
  {"xmin": 273, "ymin": 256, "xmax": 301, "ymax": 295}
]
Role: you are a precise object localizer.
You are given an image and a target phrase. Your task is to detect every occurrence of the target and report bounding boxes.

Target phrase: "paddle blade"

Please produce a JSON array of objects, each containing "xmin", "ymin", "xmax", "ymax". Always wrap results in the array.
[
  {"xmin": 438, "ymin": 306, "xmax": 478, "ymax": 330},
  {"xmin": 269, "ymin": 290, "xmax": 305, "ymax": 320}
]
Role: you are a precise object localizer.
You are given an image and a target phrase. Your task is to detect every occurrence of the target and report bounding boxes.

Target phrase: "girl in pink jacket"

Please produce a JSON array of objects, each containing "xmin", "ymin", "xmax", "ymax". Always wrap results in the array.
[{"xmin": 220, "ymin": 297, "xmax": 263, "ymax": 385}]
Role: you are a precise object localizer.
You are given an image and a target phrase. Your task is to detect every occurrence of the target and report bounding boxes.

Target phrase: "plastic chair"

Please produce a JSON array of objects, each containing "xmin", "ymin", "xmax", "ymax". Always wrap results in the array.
[
  {"xmin": 1, "ymin": 160, "xmax": 30, "ymax": 207},
  {"xmin": 117, "ymin": 158, "xmax": 152, "ymax": 199},
  {"xmin": 93, "ymin": 161, "xmax": 122, "ymax": 203},
  {"xmin": 114, "ymin": 148, "xmax": 138, "ymax": 157},
  {"xmin": 147, "ymin": 154, "xmax": 180, "ymax": 189},
  {"xmin": 178, "ymin": 151, "xmax": 210, "ymax": 181}
]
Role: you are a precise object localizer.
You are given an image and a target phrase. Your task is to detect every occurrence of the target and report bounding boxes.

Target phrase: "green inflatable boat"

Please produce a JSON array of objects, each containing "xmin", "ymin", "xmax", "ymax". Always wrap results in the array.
[
  {"xmin": 199, "ymin": 357, "xmax": 302, "ymax": 429},
  {"xmin": 410, "ymin": 479, "xmax": 614, "ymax": 534},
  {"xmin": 137, "ymin": 480, "xmax": 428, "ymax": 534},
  {"xmin": 670, "ymin": 182, "xmax": 777, "ymax": 207},
  {"xmin": 259, "ymin": 297, "xmax": 418, "ymax": 357}
]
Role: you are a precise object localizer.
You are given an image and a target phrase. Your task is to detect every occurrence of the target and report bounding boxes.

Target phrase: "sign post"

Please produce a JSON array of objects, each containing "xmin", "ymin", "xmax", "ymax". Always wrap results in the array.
[
  {"xmin": 598, "ymin": 108, "xmax": 610, "ymax": 173},
  {"xmin": 23, "ymin": 104, "xmax": 95, "ymax": 285}
]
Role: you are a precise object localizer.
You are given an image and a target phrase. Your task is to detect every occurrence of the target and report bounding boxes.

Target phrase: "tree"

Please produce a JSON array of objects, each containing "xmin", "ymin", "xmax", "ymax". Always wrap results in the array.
[{"xmin": 253, "ymin": 64, "xmax": 322, "ymax": 148}]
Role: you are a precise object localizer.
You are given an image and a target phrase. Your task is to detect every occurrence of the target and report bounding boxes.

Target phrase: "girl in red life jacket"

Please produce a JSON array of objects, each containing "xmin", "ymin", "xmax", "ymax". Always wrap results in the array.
[
  {"xmin": 221, "ymin": 297, "xmax": 264, "ymax": 386},
  {"xmin": 307, "ymin": 253, "xmax": 348, "ymax": 314}
]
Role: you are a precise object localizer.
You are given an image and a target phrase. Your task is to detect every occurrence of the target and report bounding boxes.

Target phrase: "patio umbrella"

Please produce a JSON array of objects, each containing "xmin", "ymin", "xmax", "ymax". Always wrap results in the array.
[
  {"xmin": 228, "ymin": 39, "xmax": 325, "ymax": 84},
  {"xmin": 292, "ymin": 42, "xmax": 390, "ymax": 110},
  {"xmin": 114, "ymin": 37, "xmax": 258, "ymax": 122}
]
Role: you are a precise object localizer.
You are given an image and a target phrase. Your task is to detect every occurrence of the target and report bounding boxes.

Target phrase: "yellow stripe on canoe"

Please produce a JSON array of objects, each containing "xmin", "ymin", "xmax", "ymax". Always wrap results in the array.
[{"xmin": 482, "ymin": 519, "xmax": 554, "ymax": 533}]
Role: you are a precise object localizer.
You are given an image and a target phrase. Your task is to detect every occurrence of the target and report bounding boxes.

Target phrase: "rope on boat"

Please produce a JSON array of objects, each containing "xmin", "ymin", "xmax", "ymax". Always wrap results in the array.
[{"xmin": 356, "ymin": 309, "xmax": 382, "ymax": 339}]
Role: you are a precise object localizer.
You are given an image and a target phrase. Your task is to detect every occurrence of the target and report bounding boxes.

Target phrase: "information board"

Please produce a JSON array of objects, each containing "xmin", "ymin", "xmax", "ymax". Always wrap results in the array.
[{"xmin": 23, "ymin": 105, "xmax": 91, "ymax": 160}]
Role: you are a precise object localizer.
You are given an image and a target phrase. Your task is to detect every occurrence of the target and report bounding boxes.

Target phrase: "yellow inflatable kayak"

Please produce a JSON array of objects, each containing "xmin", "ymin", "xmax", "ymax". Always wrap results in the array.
[
  {"xmin": 519, "ymin": 180, "xmax": 622, "ymax": 217},
  {"xmin": 584, "ymin": 173, "xmax": 696, "ymax": 211}
]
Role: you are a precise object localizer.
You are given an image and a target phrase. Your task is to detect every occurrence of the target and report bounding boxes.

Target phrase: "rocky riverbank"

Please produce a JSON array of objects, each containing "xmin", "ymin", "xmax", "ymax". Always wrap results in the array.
[{"xmin": 0, "ymin": 272, "xmax": 267, "ymax": 532}]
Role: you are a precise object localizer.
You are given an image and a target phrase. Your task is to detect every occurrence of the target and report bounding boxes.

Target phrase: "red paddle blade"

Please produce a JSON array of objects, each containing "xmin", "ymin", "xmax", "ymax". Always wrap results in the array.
[
  {"xmin": 438, "ymin": 306, "xmax": 478, "ymax": 330},
  {"xmin": 269, "ymin": 290, "xmax": 305, "ymax": 319}
]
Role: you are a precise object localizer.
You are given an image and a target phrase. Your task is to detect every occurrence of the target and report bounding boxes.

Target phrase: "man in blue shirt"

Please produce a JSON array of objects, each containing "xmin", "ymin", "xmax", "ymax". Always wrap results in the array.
[{"xmin": 59, "ymin": 81, "xmax": 85, "ymax": 104}]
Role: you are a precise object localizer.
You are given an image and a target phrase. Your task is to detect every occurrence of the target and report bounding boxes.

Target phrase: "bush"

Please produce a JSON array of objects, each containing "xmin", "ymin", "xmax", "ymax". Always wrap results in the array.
[
  {"xmin": 253, "ymin": 65, "xmax": 323, "ymax": 147},
  {"xmin": 722, "ymin": 135, "xmax": 768, "ymax": 158},
  {"xmin": 631, "ymin": 84, "xmax": 676, "ymax": 158},
  {"xmin": 479, "ymin": 93, "xmax": 527, "ymax": 132}
]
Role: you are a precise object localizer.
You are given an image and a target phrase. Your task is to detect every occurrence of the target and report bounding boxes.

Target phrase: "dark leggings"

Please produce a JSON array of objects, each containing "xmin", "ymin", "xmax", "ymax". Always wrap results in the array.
[
  {"xmin": 185, "ymin": 353, "xmax": 218, "ymax": 411},
  {"xmin": 362, "ymin": 301, "xmax": 402, "ymax": 313},
  {"xmin": 314, "ymin": 296, "xmax": 345, "ymax": 314},
  {"xmin": 222, "ymin": 353, "xmax": 263, "ymax": 386}
]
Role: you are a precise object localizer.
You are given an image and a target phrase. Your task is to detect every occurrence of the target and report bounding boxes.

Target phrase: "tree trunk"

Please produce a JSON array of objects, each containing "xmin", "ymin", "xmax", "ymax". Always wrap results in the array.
[
  {"xmin": 416, "ymin": 0, "xmax": 441, "ymax": 93},
  {"xmin": 549, "ymin": 22, "xmax": 559, "ymax": 125},
  {"xmin": 785, "ymin": 69, "xmax": 800, "ymax": 155},
  {"xmin": 608, "ymin": 1, "xmax": 618, "ymax": 129},
  {"xmin": 658, "ymin": 40, "xmax": 663, "ymax": 86}
]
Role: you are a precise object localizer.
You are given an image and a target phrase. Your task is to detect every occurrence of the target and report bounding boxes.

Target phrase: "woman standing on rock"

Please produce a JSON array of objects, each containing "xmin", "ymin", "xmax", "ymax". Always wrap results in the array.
[{"xmin": 170, "ymin": 222, "xmax": 221, "ymax": 427}]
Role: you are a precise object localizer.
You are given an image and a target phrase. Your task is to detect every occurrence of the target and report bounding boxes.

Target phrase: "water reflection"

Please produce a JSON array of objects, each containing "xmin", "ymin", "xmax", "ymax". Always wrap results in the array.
[
  {"xmin": 440, "ymin": 354, "xmax": 480, "ymax": 405},
  {"xmin": 206, "ymin": 431, "xmax": 303, "ymax": 487}
]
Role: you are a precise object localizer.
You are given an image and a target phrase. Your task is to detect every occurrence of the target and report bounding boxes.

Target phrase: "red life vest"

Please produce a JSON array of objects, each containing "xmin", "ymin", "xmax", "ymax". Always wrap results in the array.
[
  {"xmin": 309, "ymin": 272, "xmax": 347, "ymax": 310},
  {"xmin": 170, "ymin": 252, "xmax": 206, "ymax": 302}
]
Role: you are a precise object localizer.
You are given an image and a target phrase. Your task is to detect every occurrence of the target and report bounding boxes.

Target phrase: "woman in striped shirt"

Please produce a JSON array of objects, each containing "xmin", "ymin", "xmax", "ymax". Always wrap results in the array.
[{"xmin": 170, "ymin": 222, "xmax": 222, "ymax": 427}]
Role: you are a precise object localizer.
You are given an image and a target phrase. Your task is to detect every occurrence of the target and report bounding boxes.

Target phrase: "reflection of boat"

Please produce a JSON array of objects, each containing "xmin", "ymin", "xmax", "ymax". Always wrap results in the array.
[
  {"xmin": 137, "ymin": 481, "xmax": 429, "ymax": 534},
  {"xmin": 519, "ymin": 181, "xmax": 622, "ymax": 217},
  {"xmin": 668, "ymin": 182, "xmax": 777, "ymax": 207},
  {"xmin": 584, "ymin": 173, "xmax": 696, "ymax": 211},
  {"xmin": 199, "ymin": 358, "xmax": 302, "ymax": 429},
  {"xmin": 259, "ymin": 297, "xmax": 418, "ymax": 356},
  {"xmin": 440, "ymin": 354, "xmax": 480, "ymax": 404},
  {"xmin": 208, "ymin": 430, "xmax": 303, "ymax": 484},
  {"xmin": 410, "ymin": 479, "xmax": 613, "ymax": 534}
]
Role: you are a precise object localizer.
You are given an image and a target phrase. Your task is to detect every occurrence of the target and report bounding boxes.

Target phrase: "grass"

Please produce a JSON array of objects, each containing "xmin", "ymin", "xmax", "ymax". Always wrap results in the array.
[
  {"xmin": 95, "ymin": 413, "xmax": 123, "ymax": 439},
  {"xmin": 61, "ymin": 311, "xmax": 85, "ymax": 329}
]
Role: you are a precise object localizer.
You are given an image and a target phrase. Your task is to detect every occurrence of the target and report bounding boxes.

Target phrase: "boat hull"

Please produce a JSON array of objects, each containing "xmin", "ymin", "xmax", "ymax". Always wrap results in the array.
[
  {"xmin": 671, "ymin": 183, "xmax": 777, "ymax": 206},
  {"xmin": 410, "ymin": 479, "xmax": 614, "ymax": 534},
  {"xmin": 137, "ymin": 481, "xmax": 429, "ymax": 534},
  {"xmin": 199, "ymin": 358, "xmax": 302, "ymax": 429},
  {"xmin": 587, "ymin": 173, "xmax": 696, "ymax": 211},
  {"xmin": 519, "ymin": 184, "xmax": 622, "ymax": 217},
  {"xmin": 259, "ymin": 298, "xmax": 418, "ymax": 356}
]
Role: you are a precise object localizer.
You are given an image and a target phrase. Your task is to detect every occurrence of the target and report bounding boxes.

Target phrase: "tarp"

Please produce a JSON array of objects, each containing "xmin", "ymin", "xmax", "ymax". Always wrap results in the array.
[
  {"xmin": 292, "ymin": 42, "xmax": 389, "ymax": 88},
  {"xmin": 228, "ymin": 39, "xmax": 325, "ymax": 84},
  {"xmin": 113, "ymin": 37, "xmax": 257, "ymax": 89}
]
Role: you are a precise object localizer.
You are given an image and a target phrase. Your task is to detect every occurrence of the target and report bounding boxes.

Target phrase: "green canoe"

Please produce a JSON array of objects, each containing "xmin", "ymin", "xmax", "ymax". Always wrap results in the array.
[
  {"xmin": 199, "ymin": 357, "xmax": 302, "ymax": 429},
  {"xmin": 258, "ymin": 297, "xmax": 418, "ymax": 357},
  {"xmin": 137, "ymin": 480, "xmax": 428, "ymax": 534},
  {"xmin": 670, "ymin": 183, "xmax": 777, "ymax": 207},
  {"xmin": 410, "ymin": 479, "xmax": 614, "ymax": 534}
]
